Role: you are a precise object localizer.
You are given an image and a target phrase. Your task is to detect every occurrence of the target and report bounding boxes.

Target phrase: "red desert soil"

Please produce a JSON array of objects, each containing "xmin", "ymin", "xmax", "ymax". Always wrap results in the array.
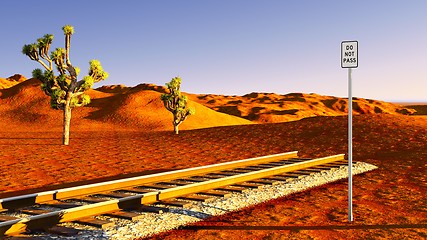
[{"xmin": 0, "ymin": 77, "xmax": 426, "ymax": 239}]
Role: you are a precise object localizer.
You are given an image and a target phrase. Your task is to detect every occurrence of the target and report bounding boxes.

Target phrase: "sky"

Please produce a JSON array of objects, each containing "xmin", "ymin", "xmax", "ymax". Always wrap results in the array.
[{"xmin": 0, "ymin": 1, "xmax": 426, "ymax": 102}]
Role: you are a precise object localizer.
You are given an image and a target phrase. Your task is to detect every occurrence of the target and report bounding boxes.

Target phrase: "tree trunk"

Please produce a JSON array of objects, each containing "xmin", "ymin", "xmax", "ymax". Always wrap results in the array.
[
  {"xmin": 173, "ymin": 115, "xmax": 180, "ymax": 135},
  {"xmin": 63, "ymin": 100, "xmax": 72, "ymax": 145},
  {"xmin": 174, "ymin": 123, "xmax": 179, "ymax": 134}
]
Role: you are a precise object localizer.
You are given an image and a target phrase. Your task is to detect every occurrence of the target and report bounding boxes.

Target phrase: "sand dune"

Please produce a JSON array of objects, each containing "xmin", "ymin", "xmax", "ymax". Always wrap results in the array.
[
  {"xmin": 0, "ymin": 78, "xmax": 252, "ymax": 131},
  {"xmin": 0, "ymin": 78, "xmax": 58, "ymax": 127},
  {"xmin": 88, "ymin": 86, "xmax": 252, "ymax": 131},
  {"xmin": 188, "ymin": 92, "xmax": 417, "ymax": 122},
  {"xmin": 97, "ymin": 82, "xmax": 418, "ymax": 123},
  {"xmin": 406, "ymin": 104, "xmax": 427, "ymax": 115},
  {"xmin": 0, "ymin": 74, "xmax": 26, "ymax": 89},
  {"xmin": 0, "ymin": 75, "xmax": 420, "ymax": 132}
]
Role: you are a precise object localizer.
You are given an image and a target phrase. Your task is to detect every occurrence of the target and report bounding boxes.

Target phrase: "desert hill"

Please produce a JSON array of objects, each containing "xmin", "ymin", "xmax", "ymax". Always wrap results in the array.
[
  {"xmin": 87, "ymin": 82, "xmax": 253, "ymax": 130},
  {"xmin": 123, "ymin": 83, "xmax": 417, "ymax": 123},
  {"xmin": 0, "ymin": 78, "xmax": 252, "ymax": 132},
  {"xmin": 405, "ymin": 104, "xmax": 427, "ymax": 115},
  {"xmin": 187, "ymin": 92, "xmax": 417, "ymax": 122},
  {"xmin": 0, "ymin": 74, "xmax": 26, "ymax": 89},
  {"xmin": 95, "ymin": 84, "xmax": 130, "ymax": 93},
  {"xmin": 0, "ymin": 75, "xmax": 419, "ymax": 132}
]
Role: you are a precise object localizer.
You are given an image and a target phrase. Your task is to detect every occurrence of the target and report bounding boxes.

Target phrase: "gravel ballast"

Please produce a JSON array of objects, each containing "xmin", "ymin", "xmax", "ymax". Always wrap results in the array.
[{"xmin": 9, "ymin": 162, "xmax": 377, "ymax": 240}]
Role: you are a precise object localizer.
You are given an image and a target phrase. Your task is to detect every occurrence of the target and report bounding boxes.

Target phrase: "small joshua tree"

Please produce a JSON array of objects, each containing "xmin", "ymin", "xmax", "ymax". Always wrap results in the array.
[
  {"xmin": 22, "ymin": 25, "xmax": 108, "ymax": 145},
  {"xmin": 161, "ymin": 77, "xmax": 195, "ymax": 134}
]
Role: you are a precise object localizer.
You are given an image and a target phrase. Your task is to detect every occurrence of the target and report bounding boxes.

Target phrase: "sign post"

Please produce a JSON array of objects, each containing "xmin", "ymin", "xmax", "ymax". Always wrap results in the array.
[{"xmin": 341, "ymin": 40, "xmax": 358, "ymax": 222}]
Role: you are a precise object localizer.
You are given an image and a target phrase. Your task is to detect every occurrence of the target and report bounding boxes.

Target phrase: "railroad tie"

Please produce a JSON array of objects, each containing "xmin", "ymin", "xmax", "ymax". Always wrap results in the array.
[
  {"xmin": 223, "ymin": 169, "xmax": 252, "ymax": 173},
  {"xmin": 203, "ymin": 174, "xmax": 229, "ymax": 179},
  {"xmin": 0, "ymin": 215, "xmax": 18, "ymax": 222},
  {"xmin": 244, "ymin": 166, "xmax": 269, "ymax": 170},
  {"xmin": 141, "ymin": 184, "xmax": 174, "ymax": 190},
  {"xmin": 293, "ymin": 170, "xmax": 317, "ymax": 175},
  {"xmin": 321, "ymin": 162, "xmax": 347, "ymax": 168},
  {"xmin": 42, "ymin": 201, "xmax": 81, "ymax": 209},
  {"xmin": 267, "ymin": 175, "xmax": 296, "ymax": 182},
  {"xmin": 237, "ymin": 167, "xmax": 260, "ymax": 171},
  {"xmin": 280, "ymin": 159, "xmax": 306, "ymax": 164},
  {"xmin": 278, "ymin": 173, "xmax": 303, "ymax": 179},
  {"xmin": 215, "ymin": 171, "xmax": 239, "ymax": 176},
  {"xmin": 253, "ymin": 164, "xmax": 274, "ymax": 168},
  {"xmin": 133, "ymin": 205, "xmax": 169, "ymax": 214},
  {"xmin": 97, "ymin": 192, "xmax": 134, "ymax": 198},
  {"xmin": 198, "ymin": 190, "xmax": 232, "ymax": 198},
  {"xmin": 270, "ymin": 160, "xmax": 294, "ymax": 165},
  {"xmin": 46, "ymin": 226, "xmax": 79, "ymax": 237},
  {"xmin": 158, "ymin": 199, "xmax": 192, "ymax": 208},
  {"xmin": 287, "ymin": 170, "xmax": 312, "ymax": 176},
  {"xmin": 184, "ymin": 177, "xmax": 208, "ymax": 182},
  {"xmin": 160, "ymin": 180, "xmax": 189, "ymax": 186},
  {"xmin": 19, "ymin": 209, "xmax": 51, "ymax": 215},
  {"xmin": 177, "ymin": 194, "xmax": 214, "ymax": 203},
  {"xmin": 232, "ymin": 182, "xmax": 264, "ymax": 189},
  {"xmin": 124, "ymin": 187, "xmax": 157, "ymax": 194},
  {"xmin": 215, "ymin": 186, "xmax": 249, "ymax": 193},
  {"xmin": 74, "ymin": 217, "xmax": 115, "ymax": 229},
  {"xmin": 249, "ymin": 179, "xmax": 278, "ymax": 185},
  {"xmin": 257, "ymin": 163, "xmax": 285, "ymax": 167},
  {"xmin": 69, "ymin": 196, "xmax": 106, "ymax": 203},
  {"xmin": 103, "ymin": 211, "xmax": 145, "ymax": 221}
]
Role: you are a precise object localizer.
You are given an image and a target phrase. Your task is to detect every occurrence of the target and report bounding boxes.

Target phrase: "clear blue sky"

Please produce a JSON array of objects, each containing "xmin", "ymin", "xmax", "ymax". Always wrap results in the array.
[{"xmin": 1, "ymin": 1, "xmax": 426, "ymax": 101}]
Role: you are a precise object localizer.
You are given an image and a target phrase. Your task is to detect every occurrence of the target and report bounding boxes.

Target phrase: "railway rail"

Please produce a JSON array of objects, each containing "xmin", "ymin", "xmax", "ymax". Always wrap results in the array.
[{"xmin": 0, "ymin": 151, "xmax": 348, "ymax": 237}]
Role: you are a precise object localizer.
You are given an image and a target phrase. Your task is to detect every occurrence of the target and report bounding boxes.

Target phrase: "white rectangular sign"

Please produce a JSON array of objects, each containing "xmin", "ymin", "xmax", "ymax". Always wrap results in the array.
[{"xmin": 341, "ymin": 41, "xmax": 358, "ymax": 68}]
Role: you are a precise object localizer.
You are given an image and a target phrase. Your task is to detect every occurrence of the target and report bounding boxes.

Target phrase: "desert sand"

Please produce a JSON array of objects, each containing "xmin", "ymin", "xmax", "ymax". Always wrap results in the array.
[{"xmin": 0, "ymin": 76, "xmax": 426, "ymax": 239}]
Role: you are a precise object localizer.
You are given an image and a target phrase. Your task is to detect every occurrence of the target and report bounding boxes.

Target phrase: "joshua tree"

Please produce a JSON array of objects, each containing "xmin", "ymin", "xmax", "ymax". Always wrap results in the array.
[
  {"xmin": 22, "ymin": 25, "xmax": 108, "ymax": 145},
  {"xmin": 161, "ymin": 77, "xmax": 195, "ymax": 134}
]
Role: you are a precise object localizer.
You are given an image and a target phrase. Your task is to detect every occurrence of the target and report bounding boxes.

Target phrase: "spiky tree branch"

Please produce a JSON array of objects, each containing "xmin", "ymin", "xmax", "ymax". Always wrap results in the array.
[{"xmin": 62, "ymin": 25, "xmax": 74, "ymax": 66}]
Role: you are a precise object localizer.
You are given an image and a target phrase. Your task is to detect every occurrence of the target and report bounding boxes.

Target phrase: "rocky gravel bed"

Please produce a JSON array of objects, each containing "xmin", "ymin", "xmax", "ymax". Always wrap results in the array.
[{"xmin": 7, "ymin": 162, "xmax": 377, "ymax": 240}]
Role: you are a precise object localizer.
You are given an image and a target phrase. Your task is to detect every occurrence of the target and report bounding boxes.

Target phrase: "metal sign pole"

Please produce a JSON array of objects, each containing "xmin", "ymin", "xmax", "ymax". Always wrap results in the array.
[
  {"xmin": 348, "ymin": 67, "xmax": 353, "ymax": 222},
  {"xmin": 342, "ymin": 40, "xmax": 357, "ymax": 223}
]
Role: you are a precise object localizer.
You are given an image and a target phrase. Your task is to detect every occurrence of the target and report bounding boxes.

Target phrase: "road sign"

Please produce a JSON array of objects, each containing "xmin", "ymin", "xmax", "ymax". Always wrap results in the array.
[
  {"xmin": 341, "ymin": 40, "xmax": 358, "ymax": 222},
  {"xmin": 341, "ymin": 41, "xmax": 358, "ymax": 68}
]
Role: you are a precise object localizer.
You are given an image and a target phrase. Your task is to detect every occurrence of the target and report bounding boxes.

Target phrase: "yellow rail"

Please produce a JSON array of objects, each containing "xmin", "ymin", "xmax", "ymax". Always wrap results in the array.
[
  {"xmin": 0, "ymin": 153, "xmax": 345, "ymax": 236},
  {"xmin": 0, "ymin": 151, "xmax": 297, "ymax": 210}
]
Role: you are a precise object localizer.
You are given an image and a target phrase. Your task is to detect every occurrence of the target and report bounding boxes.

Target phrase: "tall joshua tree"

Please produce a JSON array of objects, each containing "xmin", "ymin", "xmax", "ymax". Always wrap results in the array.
[
  {"xmin": 161, "ymin": 77, "xmax": 195, "ymax": 134},
  {"xmin": 22, "ymin": 25, "xmax": 108, "ymax": 145}
]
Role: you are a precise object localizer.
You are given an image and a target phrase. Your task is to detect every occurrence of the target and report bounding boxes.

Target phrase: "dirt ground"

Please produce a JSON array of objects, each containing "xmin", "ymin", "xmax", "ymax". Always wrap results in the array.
[{"xmin": 0, "ymin": 114, "xmax": 426, "ymax": 239}]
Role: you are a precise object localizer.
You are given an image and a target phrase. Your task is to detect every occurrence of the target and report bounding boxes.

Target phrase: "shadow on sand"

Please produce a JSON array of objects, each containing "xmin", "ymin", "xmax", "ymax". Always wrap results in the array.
[{"xmin": 183, "ymin": 223, "xmax": 427, "ymax": 231}]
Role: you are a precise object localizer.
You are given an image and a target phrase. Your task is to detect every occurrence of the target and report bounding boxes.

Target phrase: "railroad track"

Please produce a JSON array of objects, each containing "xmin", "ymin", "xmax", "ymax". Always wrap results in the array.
[{"xmin": 0, "ymin": 151, "xmax": 348, "ymax": 237}]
